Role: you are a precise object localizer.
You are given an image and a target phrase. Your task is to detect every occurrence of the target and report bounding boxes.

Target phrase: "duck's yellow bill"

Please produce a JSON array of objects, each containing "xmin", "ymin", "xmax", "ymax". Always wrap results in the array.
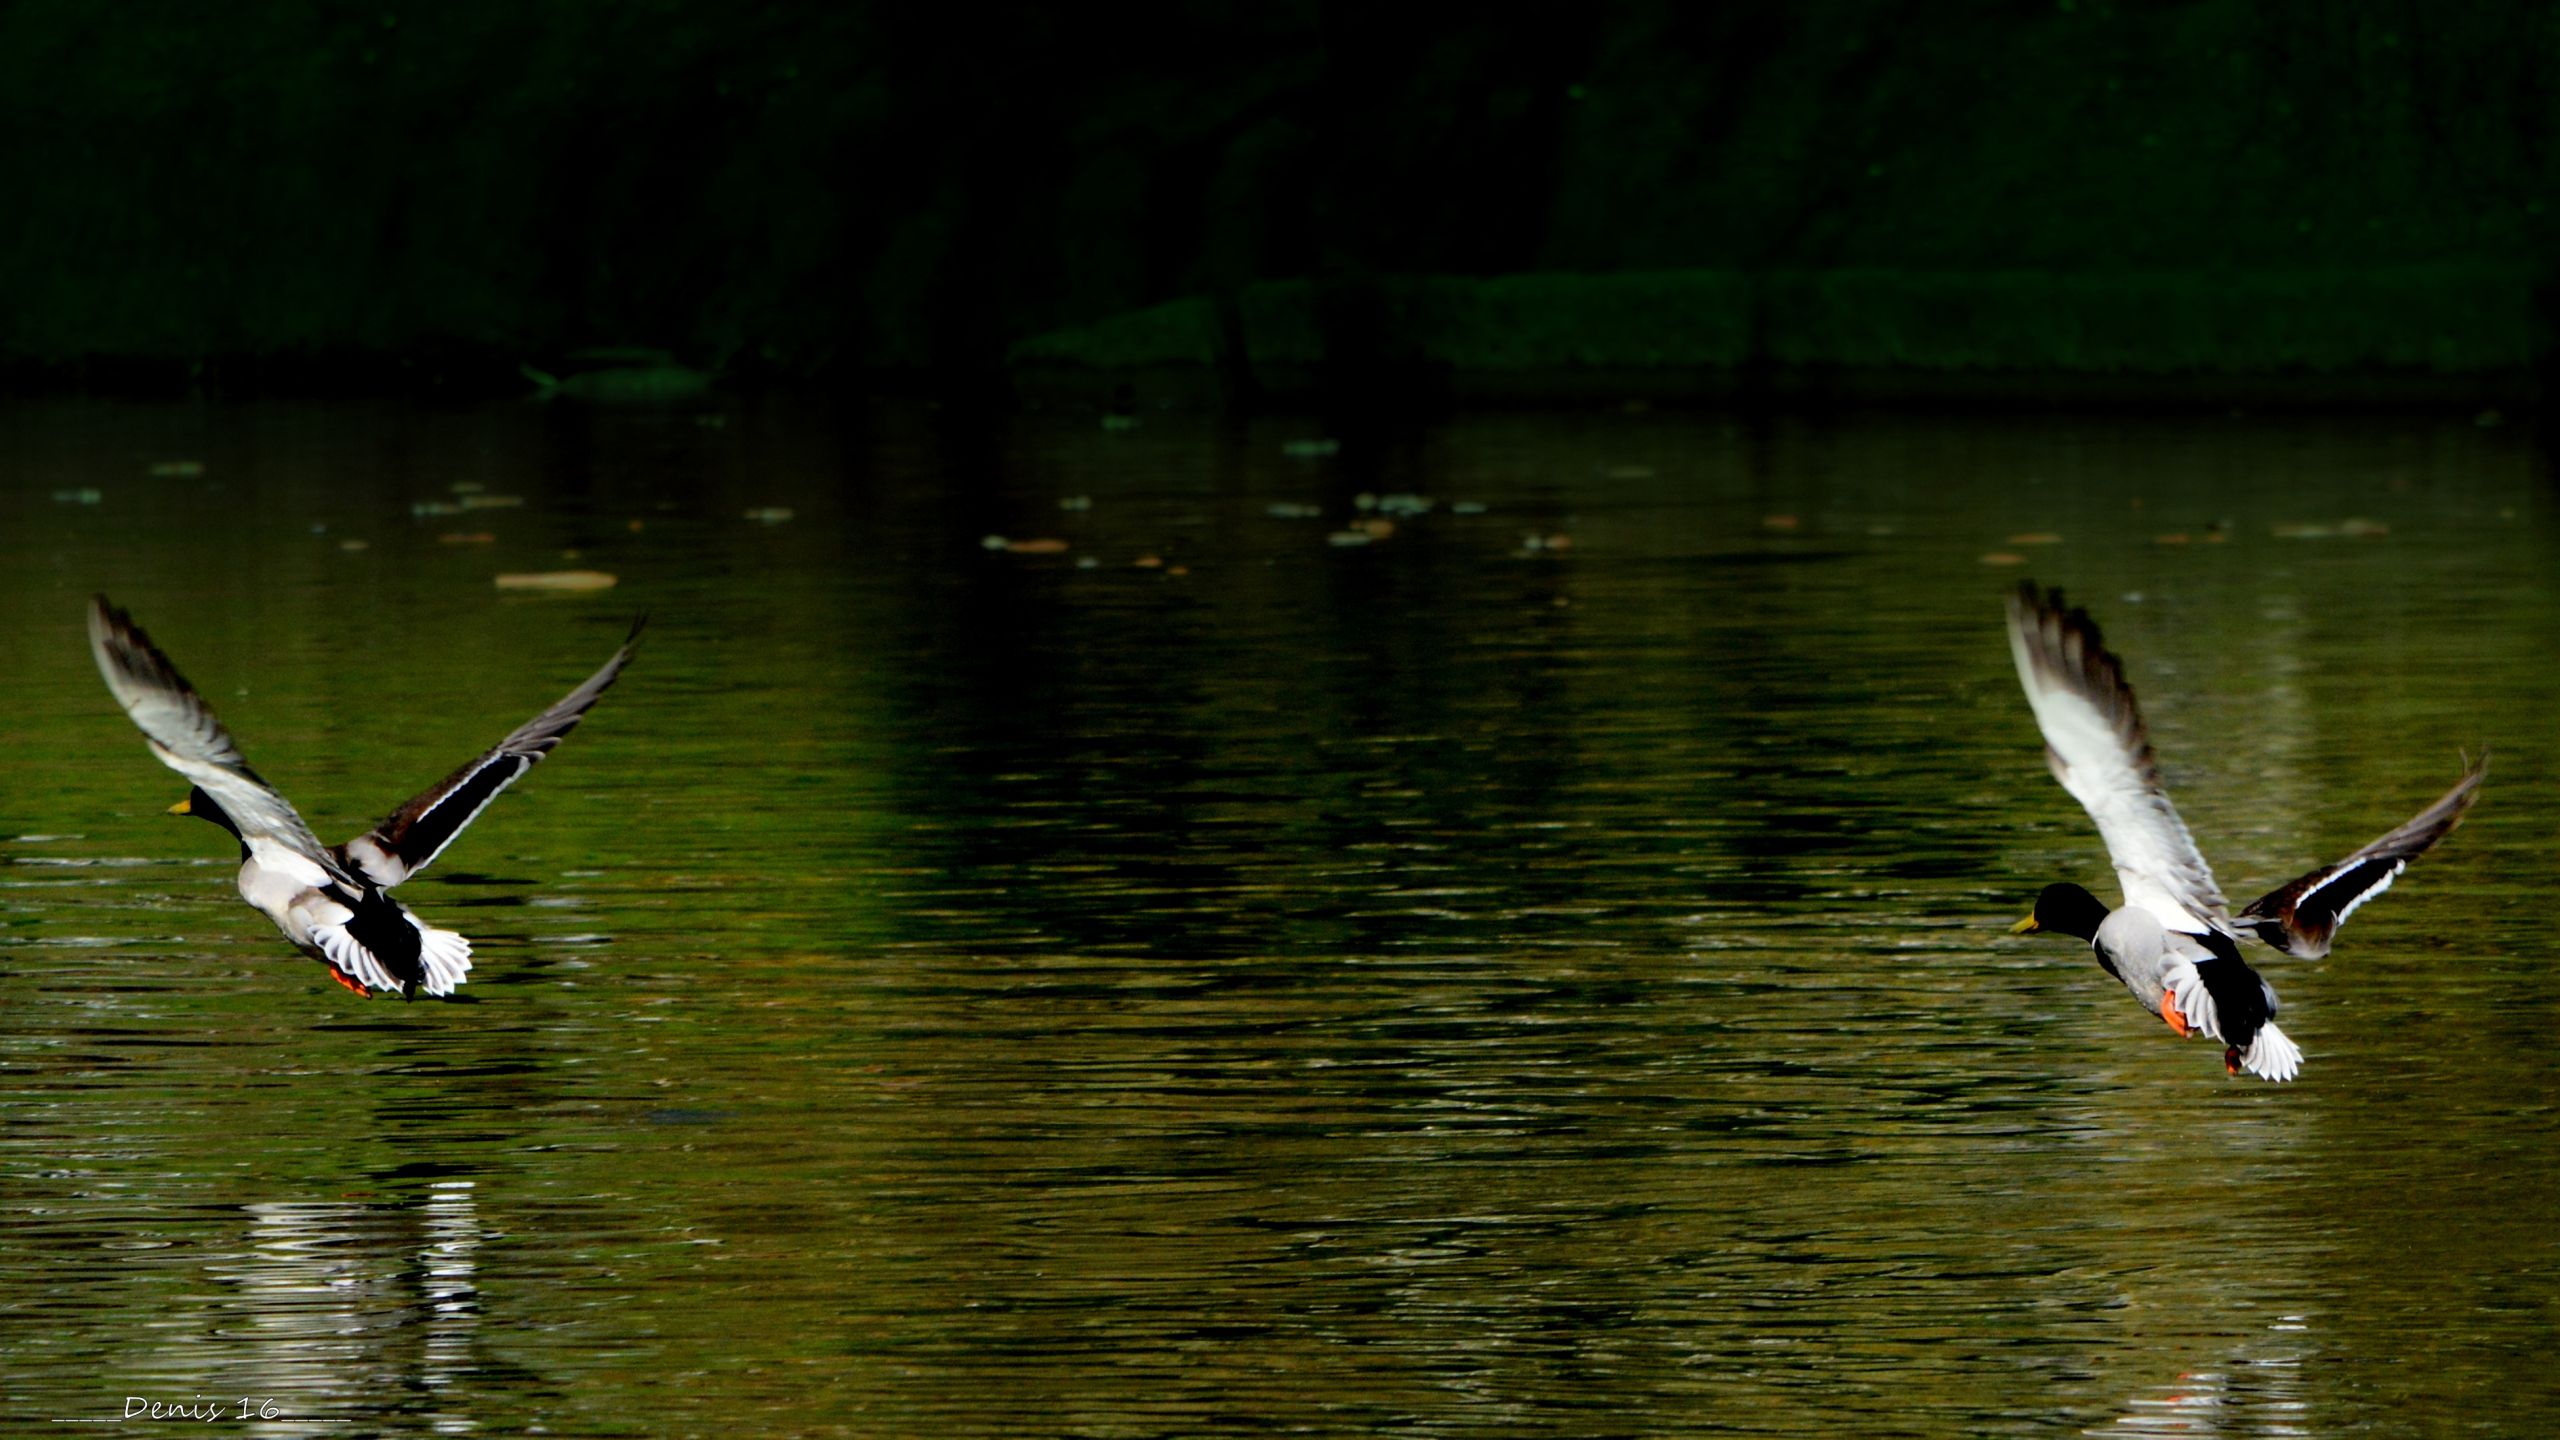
[
  {"xmin": 2008, "ymin": 914, "xmax": 2040, "ymax": 934},
  {"xmin": 166, "ymin": 797, "xmax": 192, "ymax": 815}
]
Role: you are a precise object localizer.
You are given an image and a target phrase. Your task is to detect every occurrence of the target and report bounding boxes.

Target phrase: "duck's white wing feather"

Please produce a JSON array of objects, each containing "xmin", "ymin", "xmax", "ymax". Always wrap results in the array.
[
  {"xmin": 2006, "ymin": 584, "xmax": 2230, "ymax": 935},
  {"xmin": 338, "ymin": 620, "xmax": 640, "ymax": 888},
  {"xmin": 87, "ymin": 595, "xmax": 341, "ymax": 873}
]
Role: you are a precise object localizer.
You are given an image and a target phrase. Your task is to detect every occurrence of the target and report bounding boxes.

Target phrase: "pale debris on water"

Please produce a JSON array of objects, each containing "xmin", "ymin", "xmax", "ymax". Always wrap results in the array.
[
  {"xmin": 50, "ymin": 488, "xmax": 103, "ymax": 504},
  {"xmin": 146, "ymin": 461, "xmax": 204, "ymax": 478},
  {"xmin": 495, "ymin": 570, "xmax": 619, "ymax": 592},
  {"xmin": 1058, "ymin": 495, "xmax": 1093, "ymax": 512},
  {"xmin": 1266, "ymin": 502, "xmax": 1324, "ymax": 519},
  {"xmin": 2273, "ymin": 519, "xmax": 2390, "ymax": 539},
  {"xmin": 743, "ymin": 506, "xmax": 795, "ymax": 524},
  {"xmin": 1282, "ymin": 438, "xmax": 1340, "ymax": 458},
  {"xmin": 983, "ymin": 536, "xmax": 1069, "ymax": 554}
]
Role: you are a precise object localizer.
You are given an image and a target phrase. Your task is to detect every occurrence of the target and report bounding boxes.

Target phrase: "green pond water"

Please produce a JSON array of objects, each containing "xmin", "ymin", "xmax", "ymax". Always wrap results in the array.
[{"xmin": 1, "ymin": 397, "xmax": 2553, "ymax": 1436}]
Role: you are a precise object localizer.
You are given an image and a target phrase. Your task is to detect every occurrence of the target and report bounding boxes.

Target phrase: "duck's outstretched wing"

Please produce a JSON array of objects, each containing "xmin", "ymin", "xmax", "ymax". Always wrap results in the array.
[
  {"xmin": 2005, "ymin": 583, "xmax": 2231, "ymax": 935},
  {"xmin": 2236, "ymin": 751, "xmax": 2487, "ymax": 958},
  {"xmin": 338, "ymin": 620, "xmax": 641, "ymax": 888},
  {"xmin": 87, "ymin": 595, "xmax": 340, "ymax": 870}
]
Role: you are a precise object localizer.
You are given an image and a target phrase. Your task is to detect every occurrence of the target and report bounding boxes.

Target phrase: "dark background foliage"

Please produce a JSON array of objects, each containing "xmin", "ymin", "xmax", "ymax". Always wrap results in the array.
[{"xmin": 4, "ymin": 1, "xmax": 2552, "ymax": 384}]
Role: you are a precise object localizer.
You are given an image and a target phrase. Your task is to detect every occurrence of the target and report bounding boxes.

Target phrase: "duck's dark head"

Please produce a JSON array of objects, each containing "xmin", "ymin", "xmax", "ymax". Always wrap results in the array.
[
  {"xmin": 168, "ymin": 785, "xmax": 245, "ymax": 845},
  {"xmin": 2011, "ymin": 882, "xmax": 2110, "ymax": 942}
]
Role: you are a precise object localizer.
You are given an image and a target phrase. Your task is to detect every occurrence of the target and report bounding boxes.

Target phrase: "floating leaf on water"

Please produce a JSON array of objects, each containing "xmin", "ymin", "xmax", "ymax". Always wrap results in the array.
[
  {"xmin": 1764, "ymin": 514, "xmax": 1801, "ymax": 531},
  {"xmin": 743, "ymin": 506, "xmax": 795, "ymax": 524},
  {"xmin": 339, "ymin": 539, "xmax": 370, "ymax": 552},
  {"xmin": 1266, "ymin": 502, "xmax": 1324, "ymax": 519},
  {"xmin": 1004, "ymin": 537, "xmax": 1070, "ymax": 554},
  {"xmin": 1100, "ymin": 414, "xmax": 1138, "ymax": 432},
  {"xmin": 1167, "ymin": 564, "xmax": 1190, "ymax": 576},
  {"xmin": 1327, "ymin": 529, "xmax": 1374, "ymax": 547},
  {"xmin": 1376, "ymin": 493, "xmax": 1433, "ymax": 516},
  {"xmin": 2005, "ymin": 531, "xmax": 2061, "ymax": 545},
  {"xmin": 981, "ymin": 534, "xmax": 1011, "ymax": 550},
  {"xmin": 460, "ymin": 494, "xmax": 524, "ymax": 510},
  {"xmin": 439, "ymin": 532, "xmax": 497, "ymax": 545},
  {"xmin": 411, "ymin": 499, "xmax": 466, "ymax": 517},
  {"xmin": 1451, "ymin": 501, "xmax": 1488, "ymax": 515},
  {"xmin": 1979, "ymin": 552, "xmax": 2027, "ymax": 566},
  {"xmin": 1352, "ymin": 492, "xmax": 1377, "ymax": 511},
  {"xmin": 495, "ymin": 570, "xmax": 619, "ymax": 591},
  {"xmin": 1133, "ymin": 554, "xmax": 1164, "ymax": 568},
  {"xmin": 2154, "ymin": 533, "xmax": 2191, "ymax": 546},
  {"xmin": 50, "ymin": 488, "xmax": 103, "ymax": 504},
  {"xmin": 1516, "ymin": 533, "xmax": 1573, "ymax": 554},
  {"xmin": 451, "ymin": 480, "xmax": 486, "ymax": 495},
  {"xmin": 1075, "ymin": 555, "xmax": 1100, "ymax": 570},
  {"xmin": 146, "ymin": 460, "xmax": 204, "ymax": 477},
  {"xmin": 1058, "ymin": 495, "xmax": 1093, "ymax": 512},
  {"xmin": 1283, "ymin": 438, "xmax": 1340, "ymax": 458}
]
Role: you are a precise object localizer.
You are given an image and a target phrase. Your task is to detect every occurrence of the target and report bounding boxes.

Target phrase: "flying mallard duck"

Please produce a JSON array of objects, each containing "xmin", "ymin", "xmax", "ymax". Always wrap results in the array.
[
  {"xmin": 2005, "ymin": 583, "xmax": 2483, "ymax": 1080},
  {"xmin": 87, "ymin": 595, "xmax": 638, "ymax": 999}
]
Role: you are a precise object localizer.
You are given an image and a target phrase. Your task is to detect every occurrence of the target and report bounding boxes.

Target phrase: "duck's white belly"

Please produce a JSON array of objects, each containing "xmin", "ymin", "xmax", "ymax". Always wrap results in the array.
[{"xmin": 236, "ymin": 840, "xmax": 343, "ymax": 947}]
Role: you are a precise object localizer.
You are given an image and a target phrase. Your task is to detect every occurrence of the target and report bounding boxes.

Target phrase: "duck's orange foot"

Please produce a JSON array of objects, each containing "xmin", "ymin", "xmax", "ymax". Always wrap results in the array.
[
  {"xmin": 2158, "ymin": 991, "xmax": 2192, "ymax": 1037},
  {"xmin": 2224, "ymin": 1046, "xmax": 2244, "ymax": 1076},
  {"xmin": 325, "ymin": 966, "xmax": 370, "ymax": 997}
]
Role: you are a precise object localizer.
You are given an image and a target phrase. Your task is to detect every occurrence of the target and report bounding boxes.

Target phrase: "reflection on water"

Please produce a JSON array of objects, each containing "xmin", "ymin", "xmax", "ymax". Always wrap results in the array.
[
  {"xmin": 2095, "ymin": 1341, "xmax": 2312, "ymax": 1438},
  {"xmin": 195, "ymin": 1182, "xmax": 482, "ymax": 1434},
  {"xmin": 1, "ymin": 398, "xmax": 2555, "ymax": 1434}
]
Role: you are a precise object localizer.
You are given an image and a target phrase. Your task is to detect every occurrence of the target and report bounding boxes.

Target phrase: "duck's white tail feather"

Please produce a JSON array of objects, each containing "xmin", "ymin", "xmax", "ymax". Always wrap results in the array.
[
  {"xmin": 2241, "ymin": 1021, "xmax": 2302, "ymax": 1083},
  {"xmin": 414, "ymin": 923, "xmax": 474, "ymax": 997}
]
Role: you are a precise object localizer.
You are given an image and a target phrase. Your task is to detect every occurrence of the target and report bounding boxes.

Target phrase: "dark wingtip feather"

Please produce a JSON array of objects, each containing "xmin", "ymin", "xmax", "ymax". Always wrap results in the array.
[{"xmin": 2006, "ymin": 579, "xmax": 2156, "ymax": 777}]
